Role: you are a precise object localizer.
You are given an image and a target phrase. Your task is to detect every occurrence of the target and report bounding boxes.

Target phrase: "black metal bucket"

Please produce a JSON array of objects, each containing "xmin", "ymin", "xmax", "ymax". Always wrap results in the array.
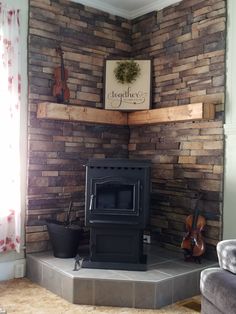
[{"xmin": 46, "ymin": 219, "xmax": 82, "ymax": 258}]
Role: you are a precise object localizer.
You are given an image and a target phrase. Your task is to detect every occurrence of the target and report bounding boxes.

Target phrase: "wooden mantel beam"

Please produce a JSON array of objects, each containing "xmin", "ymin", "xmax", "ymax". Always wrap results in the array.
[
  {"xmin": 128, "ymin": 103, "xmax": 215, "ymax": 125},
  {"xmin": 37, "ymin": 102, "xmax": 215, "ymax": 126},
  {"xmin": 37, "ymin": 102, "xmax": 128, "ymax": 125}
]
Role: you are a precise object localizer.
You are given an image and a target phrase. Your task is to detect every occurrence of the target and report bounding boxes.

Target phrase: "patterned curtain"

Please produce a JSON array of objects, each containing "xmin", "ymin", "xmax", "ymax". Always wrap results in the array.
[{"xmin": 0, "ymin": 3, "xmax": 21, "ymax": 253}]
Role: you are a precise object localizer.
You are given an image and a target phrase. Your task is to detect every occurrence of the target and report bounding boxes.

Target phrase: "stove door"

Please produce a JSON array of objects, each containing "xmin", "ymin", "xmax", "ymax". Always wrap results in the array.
[{"xmin": 86, "ymin": 176, "xmax": 142, "ymax": 226}]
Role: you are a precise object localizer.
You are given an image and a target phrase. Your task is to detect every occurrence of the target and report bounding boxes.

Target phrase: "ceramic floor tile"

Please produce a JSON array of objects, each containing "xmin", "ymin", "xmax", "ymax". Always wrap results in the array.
[
  {"xmin": 172, "ymin": 271, "xmax": 200, "ymax": 303},
  {"xmin": 147, "ymin": 254, "xmax": 170, "ymax": 265},
  {"xmin": 155, "ymin": 278, "xmax": 173, "ymax": 309},
  {"xmin": 44, "ymin": 257, "xmax": 75, "ymax": 271},
  {"xmin": 26, "ymin": 256, "xmax": 43, "ymax": 285},
  {"xmin": 67, "ymin": 268, "xmax": 129, "ymax": 280},
  {"xmin": 151, "ymin": 261, "xmax": 198, "ymax": 276},
  {"xmin": 134, "ymin": 282, "xmax": 156, "ymax": 309},
  {"xmin": 73, "ymin": 278, "xmax": 94, "ymax": 305},
  {"xmin": 41, "ymin": 263, "xmax": 67, "ymax": 297},
  {"xmin": 94, "ymin": 279, "xmax": 133, "ymax": 307},
  {"xmin": 26, "ymin": 245, "xmax": 211, "ymax": 309},
  {"xmin": 115, "ymin": 269, "xmax": 171, "ymax": 282},
  {"xmin": 174, "ymin": 259, "xmax": 218, "ymax": 270}
]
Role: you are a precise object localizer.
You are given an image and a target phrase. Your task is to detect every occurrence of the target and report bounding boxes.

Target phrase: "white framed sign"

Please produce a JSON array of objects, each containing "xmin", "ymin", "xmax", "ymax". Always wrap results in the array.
[{"xmin": 104, "ymin": 59, "xmax": 151, "ymax": 111}]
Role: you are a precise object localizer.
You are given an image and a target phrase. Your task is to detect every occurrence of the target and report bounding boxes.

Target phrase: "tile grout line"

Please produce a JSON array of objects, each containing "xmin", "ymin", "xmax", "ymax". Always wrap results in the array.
[
  {"xmin": 92, "ymin": 279, "xmax": 95, "ymax": 305},
  {"xmin": 154, "ymin": 280, "xmax": 157, "ymax": 309},
  {"xmin": 132, "ymin": 282, "xmax": 135, "ymax": 308}
]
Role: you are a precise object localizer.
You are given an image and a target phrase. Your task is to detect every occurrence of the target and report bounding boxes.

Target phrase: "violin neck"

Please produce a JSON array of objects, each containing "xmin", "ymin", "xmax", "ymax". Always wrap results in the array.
[
  {"xmin": 192, "ymin": 208, "xmax": 199, "ymax": 229},
  {"xmin": 60, "ymin": 54, "xmax": 65, "ymax": 81},
  {"xmin": 191, "ymin": 193, "xmax": 202, "ymax": 229}
]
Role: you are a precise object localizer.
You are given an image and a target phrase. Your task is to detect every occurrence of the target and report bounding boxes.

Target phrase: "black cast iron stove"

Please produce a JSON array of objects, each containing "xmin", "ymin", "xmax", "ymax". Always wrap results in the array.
[{"xmin": 82, "ymin": 158, "xmax": 150, "ymax": 271}]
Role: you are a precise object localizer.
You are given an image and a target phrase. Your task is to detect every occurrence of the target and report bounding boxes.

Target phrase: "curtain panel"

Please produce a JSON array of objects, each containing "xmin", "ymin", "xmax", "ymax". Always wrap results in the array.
[{"xmin": 0, "ymin": 3, "xmax": 21, "ymax": 253}]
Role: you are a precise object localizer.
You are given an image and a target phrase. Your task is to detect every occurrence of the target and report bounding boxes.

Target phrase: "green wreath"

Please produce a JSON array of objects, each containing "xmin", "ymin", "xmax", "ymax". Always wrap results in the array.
[{"xmin": 114, "ymin": 60, "xmax": 141, "ymax": 84}]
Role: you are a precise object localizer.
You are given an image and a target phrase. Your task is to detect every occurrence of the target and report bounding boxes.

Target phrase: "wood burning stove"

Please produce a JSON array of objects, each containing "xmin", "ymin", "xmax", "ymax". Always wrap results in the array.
[{"xmin": 82, "ymin": 158, "xmax": 150, "ymax": 270}]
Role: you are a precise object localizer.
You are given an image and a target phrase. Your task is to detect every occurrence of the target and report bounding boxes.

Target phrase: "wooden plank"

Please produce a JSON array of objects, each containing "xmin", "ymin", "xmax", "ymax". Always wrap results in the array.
[
  {"xmin": 37, "ymin": 102, "xmax": 215, "ymax": 126},
  {"xmin": 128, "ymin": 103, "xmax": 215, "ymax": 125},
  {"xmin": 37, "ymin": 102, "xmax": 128, "ymax": 125}
]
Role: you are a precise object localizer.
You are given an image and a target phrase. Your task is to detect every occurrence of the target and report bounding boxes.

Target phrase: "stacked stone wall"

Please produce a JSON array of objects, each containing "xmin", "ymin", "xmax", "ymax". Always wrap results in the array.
[{"xmin": 27, "ymin": 0, "xmax": 225, "ymax": 256}]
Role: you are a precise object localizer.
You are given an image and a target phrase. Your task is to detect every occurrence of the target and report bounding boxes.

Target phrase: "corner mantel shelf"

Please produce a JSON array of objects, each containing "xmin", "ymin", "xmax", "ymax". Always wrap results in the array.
[{"xmin": 37, "ymin": 102, "xmax": 215, "ymax": 126}]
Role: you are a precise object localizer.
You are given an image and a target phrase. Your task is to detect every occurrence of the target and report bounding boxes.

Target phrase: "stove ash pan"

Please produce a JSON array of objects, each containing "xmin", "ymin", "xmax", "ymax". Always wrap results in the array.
[{"xmin": 85, "ymin": 159, "xmax": 150, "ymax": 229}]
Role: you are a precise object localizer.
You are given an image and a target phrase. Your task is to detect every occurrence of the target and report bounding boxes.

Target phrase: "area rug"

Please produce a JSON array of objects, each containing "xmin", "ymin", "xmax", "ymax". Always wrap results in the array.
[{"xmin": 0, "ymin": 278, "xmax": 200, "ymax": 314}]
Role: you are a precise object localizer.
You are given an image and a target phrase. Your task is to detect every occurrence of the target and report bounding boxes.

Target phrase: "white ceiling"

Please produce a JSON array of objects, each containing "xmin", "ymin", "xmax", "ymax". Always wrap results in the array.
[{"xmin": 72, "ymin": 0, "xmax": 182, "ymax": 19}]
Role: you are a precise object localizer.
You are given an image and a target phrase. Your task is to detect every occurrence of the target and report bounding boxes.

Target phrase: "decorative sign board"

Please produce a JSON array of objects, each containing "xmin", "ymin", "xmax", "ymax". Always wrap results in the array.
[{"xmin": 104, "ymin": 59, "xmax": 151, "ymax": 111}]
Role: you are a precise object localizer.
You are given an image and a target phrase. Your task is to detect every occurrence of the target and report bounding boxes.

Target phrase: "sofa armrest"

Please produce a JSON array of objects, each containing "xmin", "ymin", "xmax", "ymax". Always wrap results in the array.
[{"xmin": 217, "ymin": 239, "xmax": 236, "ymax": 274}]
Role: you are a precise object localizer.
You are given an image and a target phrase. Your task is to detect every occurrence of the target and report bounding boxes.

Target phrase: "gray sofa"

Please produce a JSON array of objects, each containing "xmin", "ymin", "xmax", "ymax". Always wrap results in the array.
[{"xmin": 200, "ymin": 239, "xmax": 236, "ymax": 314}]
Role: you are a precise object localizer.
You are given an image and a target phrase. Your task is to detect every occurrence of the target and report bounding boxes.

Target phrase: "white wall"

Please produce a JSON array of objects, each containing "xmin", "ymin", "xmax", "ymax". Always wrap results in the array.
[
  {"xmin": 223, "ymin": 0, "xmax": 236, "ymax": 239},
  {"xmin": 0, "ymin": 0, "xmax": 28, "ymax": 280}
]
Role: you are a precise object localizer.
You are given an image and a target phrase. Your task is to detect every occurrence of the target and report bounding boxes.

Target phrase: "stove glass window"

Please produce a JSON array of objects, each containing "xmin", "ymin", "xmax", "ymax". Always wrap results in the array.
[{"xmin": 96, "ymin": 183, "xmax": 134, "ymax": 210}]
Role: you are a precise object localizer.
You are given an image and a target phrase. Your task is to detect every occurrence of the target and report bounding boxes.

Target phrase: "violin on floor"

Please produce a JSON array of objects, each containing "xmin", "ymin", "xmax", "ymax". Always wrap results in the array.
[
  {"xmin": 181, "ymin": 192, "xmax": 206, "ymax": 263},
  {"xmin": 53, "ymin": 45, "xmax": 70, "ymax": 103}
]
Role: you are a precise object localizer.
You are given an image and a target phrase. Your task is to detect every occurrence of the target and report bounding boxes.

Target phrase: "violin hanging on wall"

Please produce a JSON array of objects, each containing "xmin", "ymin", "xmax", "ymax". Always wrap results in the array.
[
  {"xmin": 181, "ymin": 192, "xmax": 206, "ymax": 263},
  {"xmin": 53, "ymin": 45, "xmax": 70, "ymax": 103}
]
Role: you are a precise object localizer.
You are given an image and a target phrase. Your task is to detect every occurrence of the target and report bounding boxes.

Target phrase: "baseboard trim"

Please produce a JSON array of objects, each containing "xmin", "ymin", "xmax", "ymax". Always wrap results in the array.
[{"xmin": 0, "ymin": 258, "xmax": 26, "ymax": 281}]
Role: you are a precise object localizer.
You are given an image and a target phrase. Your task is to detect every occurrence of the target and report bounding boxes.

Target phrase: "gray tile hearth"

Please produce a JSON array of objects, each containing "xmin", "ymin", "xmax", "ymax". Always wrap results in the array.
[{"xmin": 26, "ymin": 245, "xmax": 217, "ymax": 309}]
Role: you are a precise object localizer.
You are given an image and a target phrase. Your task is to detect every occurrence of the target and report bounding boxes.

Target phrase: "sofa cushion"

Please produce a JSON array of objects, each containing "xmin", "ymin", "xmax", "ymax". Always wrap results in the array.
[
  {"xmin": 200, "ymin": 267, "xmax": 236, "ymax": 314},
  {"xmin": 217, "ymin": 240, "xmax": 236, "ymax": 274}
]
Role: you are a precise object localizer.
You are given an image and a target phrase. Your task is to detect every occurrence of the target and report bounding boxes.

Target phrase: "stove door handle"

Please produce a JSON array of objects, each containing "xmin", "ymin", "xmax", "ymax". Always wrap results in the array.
[
  {"xmin": 89, "ymin": 194, "xmax": 96, "ymax": 211},
  {"xmin": 138, "ymin": 180, "xmax": 142, "ymax": 212}
]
